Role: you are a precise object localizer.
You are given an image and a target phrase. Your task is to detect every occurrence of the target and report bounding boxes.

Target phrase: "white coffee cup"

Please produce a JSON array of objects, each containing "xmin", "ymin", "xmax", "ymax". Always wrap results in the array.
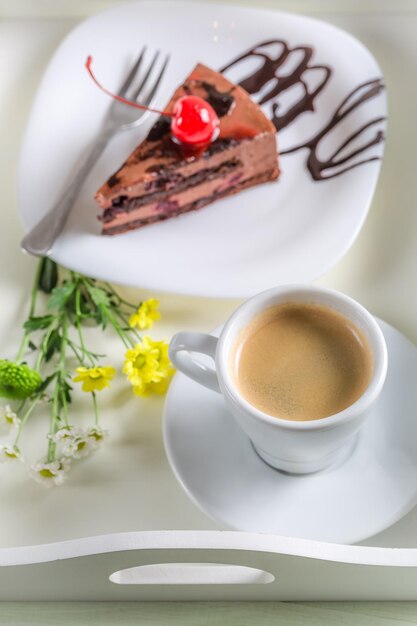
[{"xmin": 169, "ymin": 285, "xmax": 388, "ymax": 474}]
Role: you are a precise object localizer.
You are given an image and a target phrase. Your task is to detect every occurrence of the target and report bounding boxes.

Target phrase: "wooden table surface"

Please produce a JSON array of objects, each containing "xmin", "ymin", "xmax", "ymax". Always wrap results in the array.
[
  {"xmin": 2, "ymin": 601, "xmax": 417, "ymax": 624},
  {"xmin": 1, "ymin": 0, "xmax": 417, "ymax": 622}
]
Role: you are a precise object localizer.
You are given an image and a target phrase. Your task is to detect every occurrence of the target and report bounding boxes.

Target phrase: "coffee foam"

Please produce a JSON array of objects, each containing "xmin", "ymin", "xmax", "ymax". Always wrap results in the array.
[{"xmin": 232, "ymin": 302, "xmax": 373, "ymax": 421}]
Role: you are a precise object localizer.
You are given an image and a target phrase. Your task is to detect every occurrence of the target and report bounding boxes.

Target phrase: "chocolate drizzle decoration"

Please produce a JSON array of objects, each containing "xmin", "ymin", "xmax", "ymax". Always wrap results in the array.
[
  {"xmin": 282, "ymin": 79, "xmax": 385, "ymax": 180},
  {"xmin": 221, "ymin": 39, "xmax": 331, "ymax": 131},
  {"xmin": 221, "ymin": 40, "xmax": 386, "ymax": 181}
]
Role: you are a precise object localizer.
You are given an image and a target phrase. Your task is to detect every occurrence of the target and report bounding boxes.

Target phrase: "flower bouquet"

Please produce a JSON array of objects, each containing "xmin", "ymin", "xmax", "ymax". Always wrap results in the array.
[{"xmin": 0, "ymin": 258, "xmax": 173, "ymax": 486}]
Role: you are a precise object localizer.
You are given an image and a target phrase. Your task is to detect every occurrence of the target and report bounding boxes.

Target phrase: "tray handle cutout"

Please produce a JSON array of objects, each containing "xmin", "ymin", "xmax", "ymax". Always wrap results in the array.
[{"xmin": 109, "ymin": 562, "xmax": 275, "ymax": 585}]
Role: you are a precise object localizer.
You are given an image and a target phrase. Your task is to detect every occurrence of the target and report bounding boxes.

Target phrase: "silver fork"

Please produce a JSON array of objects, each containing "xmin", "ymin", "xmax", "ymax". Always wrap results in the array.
[{"xmin": 21, "ymin": 47, "xmax": 170, "ymax": 257}]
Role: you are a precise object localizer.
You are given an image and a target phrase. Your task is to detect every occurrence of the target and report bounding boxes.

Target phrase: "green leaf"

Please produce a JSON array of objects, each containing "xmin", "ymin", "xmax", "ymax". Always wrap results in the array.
[
  {"xmin": 79, "ymin": 292, "xmax": 93, "ymax": 316},
  {"xmin": 88, "ymin": 286, "xmax": 111, "ymax": 308},
  {"xmin": 23, "ymin": 315, "xmax": 55, "ymax": 332},
  {"xmin": 28, "ymin": 341, "xmax": 37, "ymax": 351},
  {"xmin": 47, "ymin": 282, "xmax": 75, "ymax": 311},
  {"xmin": 94, "ymin": 304, "xmax": 109, "ymax": 329},
  {"xmin": 37, "ymin": 373, "xmax": 57, "ymax": 394},
  {"xmin": 38, "ymin": 258, "xmax": 59, "ymax": 293},
  {"xmin": 44, "ymin": 330, "xmax": 61, "ymax": 362},
  {"xmin": 61, "ymin": 379, "xmax": 73, "ymax": 404}
]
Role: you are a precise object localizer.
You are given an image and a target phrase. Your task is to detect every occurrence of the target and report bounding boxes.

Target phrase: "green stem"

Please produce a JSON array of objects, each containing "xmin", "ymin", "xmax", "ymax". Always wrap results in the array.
[
  {"xmin": 75, "ymin": 286, "xmax": 95, "ymax": 365},
  {"xmin": 59, "ymin": 315, "xmax": 68, "ymax": 373},
  {"xmin": 16, "ymin": 399, "xmax": 26, "ymax": 414},
  {"xmin": 61, "ymin": 387, "xmax": 69, "ymax": 428},
  {"xmin": 66, "ymin": 339, "xmax": 84, "ymax": 362},
  {"xmin": 35, "ymin": 344, "xmax": 45, "ymax": 371},
  {"xmin": 78, "ymin": 276, "xmax": 135, "ymax": 348},
  {"xmin": 47, "ymin": 383, "xmax": 59, "ymax": 463},
  {"xmin": 47, "ymin": 315, "xmax": 68, "ymax": 463},
  {"xmin": 35, "ymin": 319, "xmax": 59, "ymax": 371},
  {"xmin": 113, "ymin": 308, "xmax": 142, "ymax": 343},
  {"xmin": 13, "ymin": 396, "xmax": 41, "ymax": 447},
  {"xmin": 91, "ymin": 392, "xmax": 99, "ymax": 426},
  {"xmin": 106, "ymin": 309, "xmax": 135, "ymax": 349},
  {"xmin": 67, "ymin": 339, "xmax": 104, "ymax": 362},
  {"xmin": 104, "ymin": 282, "xmax": 138, "ymax": 310},
  {"xmin": 15, "ymin": 259, "xmax": 43, "ymax": 363},
  {"xmin": 59, "ymin": 322, "xmax": 70, "ymax": 429},
  {"xmin": 15, "ymin": 332, "xmax": 28, "ymax": 365}
]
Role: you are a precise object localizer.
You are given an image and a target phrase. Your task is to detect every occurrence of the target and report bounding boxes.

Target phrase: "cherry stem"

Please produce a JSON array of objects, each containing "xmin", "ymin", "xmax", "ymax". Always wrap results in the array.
[{"xmin": 85, "ymin": 56, "xmax": 174, "ymax": 118}]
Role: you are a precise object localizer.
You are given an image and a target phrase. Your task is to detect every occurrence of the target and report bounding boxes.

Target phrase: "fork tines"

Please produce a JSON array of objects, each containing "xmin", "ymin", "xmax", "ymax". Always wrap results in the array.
[{"xmin": 119, "ymin": 46, "xmax": 170, "ymax": 107}]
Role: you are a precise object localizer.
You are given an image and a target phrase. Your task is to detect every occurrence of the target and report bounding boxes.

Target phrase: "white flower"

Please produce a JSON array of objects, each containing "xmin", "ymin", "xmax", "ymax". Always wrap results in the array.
[
  {"xmin": 48, "ymin": 426, "xmax": 81, "ymax": 444},
  {"xmin": 30, "ymin": 458, "xmax": 71, "ymax": 487},
  {"xmin": 1, "ymin": 405, "xmax": 20, "ymax": 430},
  {"xmin": 0, "ymin": 444, "xmax": 23, "ymax": 463},
  {"xmin": 62, "ymin": 433, "xmax": 98, "ymax": 459},
  {"xmin": 87, "ymin": 426, "xmax": 108, "ymax": 443}
]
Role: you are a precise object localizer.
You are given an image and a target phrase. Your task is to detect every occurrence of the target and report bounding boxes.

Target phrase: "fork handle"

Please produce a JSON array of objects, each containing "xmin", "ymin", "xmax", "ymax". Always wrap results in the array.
[{"xmin": 21, "ymin": 130, "xmax": 113, "ymax": 257}]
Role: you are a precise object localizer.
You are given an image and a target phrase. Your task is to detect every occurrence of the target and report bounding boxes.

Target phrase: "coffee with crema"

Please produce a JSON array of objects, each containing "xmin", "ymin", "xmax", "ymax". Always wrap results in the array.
[{"xmin": 233, "ymin": 303, "xmax": 373, "ymax": 421}]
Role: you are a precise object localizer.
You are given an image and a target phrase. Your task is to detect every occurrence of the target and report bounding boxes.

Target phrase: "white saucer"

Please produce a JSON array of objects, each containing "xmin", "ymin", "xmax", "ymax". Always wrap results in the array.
[{"xmin": 164, "ymin": 319, "xmax": 417, "ymax": 544}]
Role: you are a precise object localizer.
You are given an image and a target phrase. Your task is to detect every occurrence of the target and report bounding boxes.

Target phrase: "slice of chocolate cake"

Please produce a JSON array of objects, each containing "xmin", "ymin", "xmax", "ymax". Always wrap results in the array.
[{"xmin": 96, "ymin": 64, "xmax": 280, "ymax": 235}]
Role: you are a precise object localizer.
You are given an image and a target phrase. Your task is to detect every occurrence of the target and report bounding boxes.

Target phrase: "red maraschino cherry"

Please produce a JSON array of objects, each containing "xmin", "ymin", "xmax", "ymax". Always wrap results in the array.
[
  {"xmin": 86, "ymin": 56, "xmax": 219, "ymax": 147},
  {"xmin": 171, "ymin": 96, "xmax": 219, "ymax": 146}
]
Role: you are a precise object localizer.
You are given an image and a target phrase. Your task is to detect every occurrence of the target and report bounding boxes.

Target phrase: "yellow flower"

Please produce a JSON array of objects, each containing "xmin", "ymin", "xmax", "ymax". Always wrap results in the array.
[
  {"xmin": 134, "ymin": 376, "xmax": 173, "ymax": 397},
  {"xmin": 73, "ymin": 366, "xmax": 115, "ymax": 392},
  {"xmin": 129, "ymin": 299, "xmax": 161, "ymax": 330},
  {"xmin": 123, "ymin": 336, "xmax": 174, "ymax": 397}
]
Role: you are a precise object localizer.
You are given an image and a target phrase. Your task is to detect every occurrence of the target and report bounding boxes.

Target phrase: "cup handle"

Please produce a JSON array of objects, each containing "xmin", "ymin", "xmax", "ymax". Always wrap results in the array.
[{"xmin": 169, "ymin": 332, "xmax": 220, "ymax": 393}]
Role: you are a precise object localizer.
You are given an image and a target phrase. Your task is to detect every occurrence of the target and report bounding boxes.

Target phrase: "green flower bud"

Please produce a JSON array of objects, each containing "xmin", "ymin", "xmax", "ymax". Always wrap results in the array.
[{"xmin": 0, "ymin": 360, "xmax": 42, "ymax": 400}]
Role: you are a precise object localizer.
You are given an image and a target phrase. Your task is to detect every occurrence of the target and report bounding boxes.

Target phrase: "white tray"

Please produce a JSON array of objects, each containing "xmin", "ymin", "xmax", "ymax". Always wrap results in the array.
[
  {"xmin": 3, "ymin": 531, "xmax": 417, "ymax": 601},
  {"xmin": 3, "ymin": 1, "xmax": 417, "ymax": 603}
]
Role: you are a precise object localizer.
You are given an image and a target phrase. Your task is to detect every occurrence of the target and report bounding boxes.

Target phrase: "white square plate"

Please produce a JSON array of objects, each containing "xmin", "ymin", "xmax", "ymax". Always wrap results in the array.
[{"xmin": 18, "ymin": 1, "xmax": 386, "ymax": 297}]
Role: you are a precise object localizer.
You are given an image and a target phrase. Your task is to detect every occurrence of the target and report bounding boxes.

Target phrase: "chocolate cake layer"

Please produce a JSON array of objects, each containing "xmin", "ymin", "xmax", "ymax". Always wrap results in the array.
[
  {"xmin": 96, "ymin": 63, "xmax": 280, "ymax": 234},
  {"xmin": 103, "ymin": 169, "xmax": 277, "ymax": 235},
  {"xmin": 101, "ymin": 159, "xmax": 239, "ymax": 223}
]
